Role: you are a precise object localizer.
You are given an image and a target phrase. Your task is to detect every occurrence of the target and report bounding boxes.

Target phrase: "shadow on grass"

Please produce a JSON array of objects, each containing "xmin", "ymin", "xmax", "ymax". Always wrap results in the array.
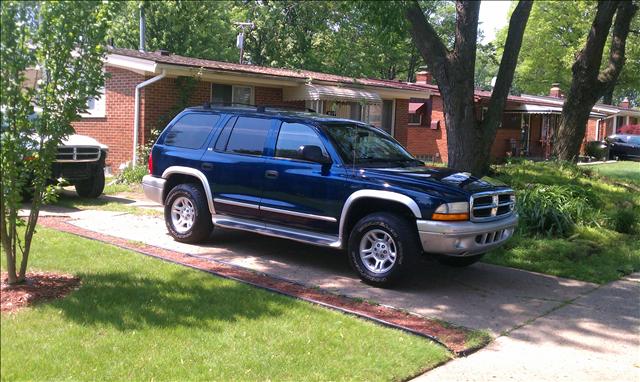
[{"xmin": 51, "ymin": 270, "xmax": 292, "ymax": 331}]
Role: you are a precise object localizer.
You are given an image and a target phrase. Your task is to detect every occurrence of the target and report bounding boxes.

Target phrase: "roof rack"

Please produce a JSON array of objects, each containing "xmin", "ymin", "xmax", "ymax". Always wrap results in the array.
[{"xmin": 202, "ymin": 102, "xmax": 316, "ymax": 113}]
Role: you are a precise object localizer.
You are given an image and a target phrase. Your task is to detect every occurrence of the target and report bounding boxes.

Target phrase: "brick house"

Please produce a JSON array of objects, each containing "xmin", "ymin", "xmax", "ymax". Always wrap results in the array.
[
  {"xmin": 404, "ymin": 71, "xmax": 640, "ymax": 163},
  {"xmin": 74, "ymin": 48, "xmax": 429, "ymax": 172}
]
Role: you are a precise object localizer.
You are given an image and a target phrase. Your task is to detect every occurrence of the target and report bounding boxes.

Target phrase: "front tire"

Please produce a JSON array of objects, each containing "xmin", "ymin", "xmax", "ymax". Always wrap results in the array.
[
  {"xmin": 347, "ymin": 212, "xmax": 419, "ymax": 287},
  {"xmin": 436, "ymin": 253, "xmax": 484, "ymax": 267},
  {"xmin": 75, "ymin": 166, "xmax": 105, "ymax": 198},
  {"xmin": 164, "ymin": 183, "xmax": 212, "ymax": 243}
]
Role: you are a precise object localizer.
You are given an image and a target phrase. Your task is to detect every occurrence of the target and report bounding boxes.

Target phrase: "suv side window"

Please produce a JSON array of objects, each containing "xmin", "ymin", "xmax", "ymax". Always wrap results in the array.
[
  {"xmin": 275, "ymin": 122, "xmax": 327, "ymax": 160},
  {"xmin": 225, "ymin": 117, "xmax": 272, "ymax": 156},
  {"xmin": 165, "ymin": 113, "xmax": 220, "ymax": 149},
  {"xmin": 213, "ymin": 116, "xmax": 236, "ymax": 151}
]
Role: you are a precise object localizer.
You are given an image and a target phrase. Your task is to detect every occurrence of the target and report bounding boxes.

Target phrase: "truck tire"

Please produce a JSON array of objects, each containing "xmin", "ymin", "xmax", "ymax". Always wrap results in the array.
[
  {"xmin": 164, "ymin": 183, "xmax": 212, "ymax": 243},
  {"xmin": 435, "ymin": 253, "xmax": 484, "ymax": 267},
  {"xmin": 75, "ymin": 166, "xmax": 105, "ymax": 198},
  {"xmin": 347, "ymin": 212, "xmax": 419, "ymax": 287}
]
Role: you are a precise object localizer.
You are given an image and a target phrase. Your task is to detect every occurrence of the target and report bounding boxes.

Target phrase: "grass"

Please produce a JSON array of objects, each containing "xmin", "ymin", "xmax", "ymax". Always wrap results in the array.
[
  {"xmin": 485, "ymin": 227, "xmax": 640, "ymax": 284},
  {"xmin": 581, "ymin": 161, "xmax": 640, "ymax": 185},
  {"xmin": 1, "ymin": 227, "xmax": 450, "ymax": 381},
  {"xmin": 103, "ymin": 182, "xmax": 143, "ymax": 195},
  {"xmin": 52, "ymin": 195, "xmax": 161, "ymax": 216},
  {"xmin": 484, "ymin": 160, "xmax": 640, "ymax": 284},
  {"xmin": 51, "ymin": 186, "xmax": 161, "ymax": 217}
]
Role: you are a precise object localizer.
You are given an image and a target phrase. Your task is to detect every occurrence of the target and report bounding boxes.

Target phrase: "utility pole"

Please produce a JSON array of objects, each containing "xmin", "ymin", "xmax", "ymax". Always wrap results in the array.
[{"xmin": 234, "ymin": 21, "xmax": 254, "ymax": 64}]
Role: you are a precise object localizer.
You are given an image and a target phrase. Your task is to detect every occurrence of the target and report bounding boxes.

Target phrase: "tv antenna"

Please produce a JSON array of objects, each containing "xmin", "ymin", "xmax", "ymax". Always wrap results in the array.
[{"xmin": 234, "ymin": 21, "xmax": 254, "ymax": 64}]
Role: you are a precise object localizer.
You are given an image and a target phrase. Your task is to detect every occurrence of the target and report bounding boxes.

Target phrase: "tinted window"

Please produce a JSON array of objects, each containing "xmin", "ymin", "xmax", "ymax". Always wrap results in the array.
[
  {"xmin": 275, "ymin": 122, "xmax": 326, "ymax": 160},
  {"xmin": 213, "ymin": 117, "xmax": 236, "ymax": 151},
  {"xmin": 165, "ymin": 114, "xmax": 219, "ymax": 149},
  {"xmin": 225, "ymin": 117, "xmax": 272, "ymax": 156}
]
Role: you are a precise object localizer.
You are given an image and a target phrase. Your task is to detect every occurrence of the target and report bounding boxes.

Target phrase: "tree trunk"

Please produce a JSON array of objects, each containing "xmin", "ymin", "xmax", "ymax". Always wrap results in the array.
[
  {"xmin": 554, "ymin": 1, "xmax": 637, "ymax": 161},
  {"xmin": 405, "ymin": 0, "xmax": 532, "ymax": 174},
  {"xmin": 601, "ymin": 83, "xmax": 615, "ymax": 105}
]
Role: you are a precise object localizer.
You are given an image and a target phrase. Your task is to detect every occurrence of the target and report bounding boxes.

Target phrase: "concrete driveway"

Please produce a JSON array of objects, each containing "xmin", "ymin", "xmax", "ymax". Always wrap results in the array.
[
  {"xmin": 58, "ymin": 208, "xmax": 596, "ymax": 335},
  {"xmin": 37, "ymin": 200, "xmax": 640, "ymax": 381}
]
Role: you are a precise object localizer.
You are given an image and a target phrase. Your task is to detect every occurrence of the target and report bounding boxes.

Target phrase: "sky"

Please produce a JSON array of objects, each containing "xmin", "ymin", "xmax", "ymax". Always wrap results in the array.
[{"xmin": 478, "ymin": 0, "xmax": 512, "ymax": 43}]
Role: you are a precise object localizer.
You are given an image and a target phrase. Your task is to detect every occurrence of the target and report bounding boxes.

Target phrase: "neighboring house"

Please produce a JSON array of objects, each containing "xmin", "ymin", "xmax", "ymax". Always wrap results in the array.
[
  {"xmin": 405, "ymin": 71, "xmax": 640, "ymax": 163},
  {"xmin": 73, "ymin": 48, "xmax": 429, "ymax": 172}
]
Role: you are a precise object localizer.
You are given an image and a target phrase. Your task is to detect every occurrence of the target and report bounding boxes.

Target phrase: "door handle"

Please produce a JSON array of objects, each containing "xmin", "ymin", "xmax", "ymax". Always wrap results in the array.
[
  {"xmin": 201, "ymin": 162, "xmax": 214, "ymax": 170},
  {"xmin": 265, "ymin": 170, "xmax": 279, "ymax": 179}
]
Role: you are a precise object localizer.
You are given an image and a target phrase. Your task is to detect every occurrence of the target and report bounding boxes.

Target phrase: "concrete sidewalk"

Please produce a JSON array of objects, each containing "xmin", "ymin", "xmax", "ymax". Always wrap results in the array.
[{"xmin": 414, "ymin": 274, "xmax": 640, "ymax": 382}]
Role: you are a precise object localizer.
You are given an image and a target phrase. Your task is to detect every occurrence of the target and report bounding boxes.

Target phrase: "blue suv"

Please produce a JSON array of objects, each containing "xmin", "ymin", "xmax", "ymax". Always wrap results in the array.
[{"xmin": 143, "ymin": 105, "xmax": 518, "ymax": 287}]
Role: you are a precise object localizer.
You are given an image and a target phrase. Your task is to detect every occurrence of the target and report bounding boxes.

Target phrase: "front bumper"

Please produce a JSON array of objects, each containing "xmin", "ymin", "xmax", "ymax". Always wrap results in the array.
[
  {"xmin": 416, "ymin": 214, "xmax": 518, "ymax": 257},
  {"xmin": 142, "ymin": 175, "xmax": 166, "ymax": 205}
]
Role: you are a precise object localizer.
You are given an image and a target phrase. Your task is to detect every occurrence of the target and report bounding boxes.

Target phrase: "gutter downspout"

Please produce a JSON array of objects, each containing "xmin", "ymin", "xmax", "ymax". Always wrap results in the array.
[{"xmin": 133, "ymin": 70, "xmax": 166, "ymax": 165}]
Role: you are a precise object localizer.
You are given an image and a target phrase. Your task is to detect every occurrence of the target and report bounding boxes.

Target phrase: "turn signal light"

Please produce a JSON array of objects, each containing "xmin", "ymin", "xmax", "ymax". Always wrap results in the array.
[{"xmin": 431, "ymin": 212, "xmax": 470, "ymax": 221}]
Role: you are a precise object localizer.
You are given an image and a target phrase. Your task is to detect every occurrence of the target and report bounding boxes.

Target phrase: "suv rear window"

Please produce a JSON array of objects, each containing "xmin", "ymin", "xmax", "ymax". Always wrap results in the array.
[
  {"xmin": 165, "ymin": 113, "xmax": 219, "ymax": 149},
  {"xmin": 225, "ymin": 117, "xmax": 272, "ymax": 156}
]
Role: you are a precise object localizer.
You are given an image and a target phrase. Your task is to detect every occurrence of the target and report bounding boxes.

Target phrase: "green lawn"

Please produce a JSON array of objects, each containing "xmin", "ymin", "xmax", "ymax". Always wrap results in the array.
[
  {"xmin": 1, "ymin": 228, "xmax": 449, "ymax": 381},
  {"xmin": 484, "ymin": 160, "xmax": 640, "ymax": 284},
  {"xmin": 51, "ymin": 184, "xmax": 160, "ymax": 217},
  {"xmin": 582, "ymin": 161, "xmax": 640, "ymax": 185}
]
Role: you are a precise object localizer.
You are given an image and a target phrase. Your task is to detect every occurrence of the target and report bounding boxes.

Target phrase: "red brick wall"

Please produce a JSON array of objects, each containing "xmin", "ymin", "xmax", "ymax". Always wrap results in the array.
[
  {"xmin": 142, "ymin": 78, "xmax": 210, "ymax": 145},
  {"xmin": 490, "ymin": 128, "xmax": 521, "ymax": 160},
  {"xmin": 254, "ymin": 86, "xmax": 305, "ymax": 109},
  {"xmin": 402, "ymin": 96, "xmax": 448, "ymax": 164},
  {"xmin": 394, "ymin": 99, "xmax": 409, "ymax": 149},
  {"xmin": 72, "ymin": 66, "xmax": 144, "ymax": 171}
]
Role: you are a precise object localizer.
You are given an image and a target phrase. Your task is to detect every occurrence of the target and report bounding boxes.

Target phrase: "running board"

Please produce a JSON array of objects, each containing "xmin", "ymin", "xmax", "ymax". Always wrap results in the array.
[{"xmin": 212, "ymin": 214, "xmax": 342, "ymax": 249}]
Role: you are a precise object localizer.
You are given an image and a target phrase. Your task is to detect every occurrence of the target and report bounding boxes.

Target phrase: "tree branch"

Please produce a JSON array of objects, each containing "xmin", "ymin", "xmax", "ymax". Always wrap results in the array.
[
  {"xmin": 481, "ymin": 1, "xmax": 533, "ymax": 134},
  {"xmin": 404, "ymin": 0, "xmax": 450, "ymax": 84},
  {"xmin": 451, "ymin": 0, "xmax": 480, "ymax": 74},
  {"xmin": 597, "ymin": 1, "xmax": 638, "ymax": 92}
]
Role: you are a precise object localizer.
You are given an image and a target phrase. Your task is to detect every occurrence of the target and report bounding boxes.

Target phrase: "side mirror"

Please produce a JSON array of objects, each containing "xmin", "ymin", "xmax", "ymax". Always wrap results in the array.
[{"xmin": 299, "ymin": 145, "xmax": 331, "ymax": 164}]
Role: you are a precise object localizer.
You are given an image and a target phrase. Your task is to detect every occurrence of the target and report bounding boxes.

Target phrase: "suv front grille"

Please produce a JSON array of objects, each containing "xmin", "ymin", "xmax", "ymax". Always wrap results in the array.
[
  {"xmin": 470, "ymin": 190, "xmax": 515, "ymax": 222},
  {"xmin": 56, "ymin": 146, "xmax": 101, "ymax": 162}
]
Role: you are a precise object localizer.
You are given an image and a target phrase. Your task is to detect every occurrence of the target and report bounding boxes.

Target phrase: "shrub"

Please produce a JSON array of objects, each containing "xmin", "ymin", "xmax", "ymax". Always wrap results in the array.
[
  {"xmin": 116, "ymin": 165, "xmax": 147, "ymax": 185},
  {"xmin": 516, "ymin": 184, "xmax": 602, "ymax": 237},
  {"xmin": 608, "ymin": 207, "xmax": 640, "ymax": 234}
]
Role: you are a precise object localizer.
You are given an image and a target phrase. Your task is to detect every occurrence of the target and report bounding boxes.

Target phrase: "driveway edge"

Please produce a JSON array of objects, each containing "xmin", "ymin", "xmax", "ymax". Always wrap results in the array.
[{"xmin": 38, "ymin": 216, "xmax": 489, "ymax": 356}]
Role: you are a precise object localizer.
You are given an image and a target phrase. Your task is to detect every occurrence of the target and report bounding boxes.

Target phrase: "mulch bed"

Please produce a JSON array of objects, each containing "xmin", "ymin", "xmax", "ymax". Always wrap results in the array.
[
  {"xmin": 1, "ymin": 271, "xmax": 81, "ymax": 313},
  {"xmin": 38, "ymin": 216, "xmax": 486, "ymax": 355}
]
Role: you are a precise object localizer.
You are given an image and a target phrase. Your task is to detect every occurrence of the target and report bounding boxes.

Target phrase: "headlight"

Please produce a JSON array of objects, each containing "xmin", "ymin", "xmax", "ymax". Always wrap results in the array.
[{"xmin": 432, "ymin": 201, "xmax": 469, "ymax": 221}]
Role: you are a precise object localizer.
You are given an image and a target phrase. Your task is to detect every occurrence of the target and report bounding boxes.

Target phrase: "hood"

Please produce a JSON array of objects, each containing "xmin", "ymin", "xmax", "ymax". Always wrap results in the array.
[
  {"xmin": 61, "ymin": 134, "xmax": 108, "ymax": 150},
  {"xmin": 357, "ymin": 166, "xmax": 509, "ymax": 195}
]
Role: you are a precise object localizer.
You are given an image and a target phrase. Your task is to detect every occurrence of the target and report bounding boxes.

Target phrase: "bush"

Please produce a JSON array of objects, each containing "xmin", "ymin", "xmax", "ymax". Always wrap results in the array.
[
  {"xmin": 608, "ymin": 207, "xmax": 640, "ymax": 234},
  {"xmin": 116, "ymin": 165, "xmax": 147, "ymax": 185},
  {"xmin": 516, "ymin": 185, "xmax": 602, "ymax": 237}
]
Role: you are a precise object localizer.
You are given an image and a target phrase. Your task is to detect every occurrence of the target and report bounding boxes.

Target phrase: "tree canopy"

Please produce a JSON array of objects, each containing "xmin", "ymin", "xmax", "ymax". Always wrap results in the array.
[
  {"xmin": 497, "ymin": 0, "xmax": 639, "ymax": 105},
  {"xmin": 108, "ymin": 1, "xmax": 456, "ymax": 81}
]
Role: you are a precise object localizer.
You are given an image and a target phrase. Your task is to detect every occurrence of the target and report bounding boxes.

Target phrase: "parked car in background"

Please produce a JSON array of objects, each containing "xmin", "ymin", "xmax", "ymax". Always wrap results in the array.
[
  {"xmin": 54, "ymin": 134, "xmax": 108, "ymax": 197},
  {"xmin": 2, "ymin": 112, "xmax": 109, "ymax": 198},
  {"xmin": 607, "ymin": 134, "xmax": 640, "ymax": 161},
  {"xmin": 143, "ymin": 105, "xmax": 518, "ymax": 287}
]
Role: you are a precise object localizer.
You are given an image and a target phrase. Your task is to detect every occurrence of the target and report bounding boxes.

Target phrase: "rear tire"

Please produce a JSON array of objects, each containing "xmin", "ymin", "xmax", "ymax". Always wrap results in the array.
[
  {"xmin": 75, "ymin": 166, "xmax": 105, "ymax": 198},
  {"xmin": 164, "ymin": 183, "xmax": 212, "ymax": 243},
  {"xmin": 435, "ymin": 253, "xmax": 484, "ymax": 267},
  {"xmin": 347, "ymin": 212, "xmax": 419, "ymax": 287}
]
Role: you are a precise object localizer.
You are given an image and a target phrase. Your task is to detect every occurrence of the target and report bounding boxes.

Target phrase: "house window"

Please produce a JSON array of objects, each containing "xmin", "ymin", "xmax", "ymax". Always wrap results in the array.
[
  {"xmin": 408, "ymin": 113, "xmax": 422, "ymax": 125},
  {"xmin": 211, "ymin": 83, "xmax": 253, "ymax": 106},
  {"xmin": 364, "ymin": 100, "xmax": 394, "ymax": 135},
  {"xmin": 81, "ymin": 87, "xmax": 106, "ymax": 118}
]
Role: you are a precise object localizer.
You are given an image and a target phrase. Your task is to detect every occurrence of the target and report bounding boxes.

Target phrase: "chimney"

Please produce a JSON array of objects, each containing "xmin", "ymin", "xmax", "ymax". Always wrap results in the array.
[
  {"xmin": 619, "ymin": 97, "xmax": 630, "ymax": 109},
  {"xmin": 139, "ymin": 4, "xmax": 146, "ymax": 52},
  {"xmin": 415, "ymin": 71, "xmax": 433, "ymax": 85},
  {"xmin": 549, "ymin": 83, "xmax": 562, "ymax": 98}
]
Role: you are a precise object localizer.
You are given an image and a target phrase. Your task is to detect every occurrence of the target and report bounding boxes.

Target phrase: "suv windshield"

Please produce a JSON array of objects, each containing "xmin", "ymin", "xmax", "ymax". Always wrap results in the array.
[{"xmin": 322, "ymin": 123, "xmax": 421, "ymax": 167}]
